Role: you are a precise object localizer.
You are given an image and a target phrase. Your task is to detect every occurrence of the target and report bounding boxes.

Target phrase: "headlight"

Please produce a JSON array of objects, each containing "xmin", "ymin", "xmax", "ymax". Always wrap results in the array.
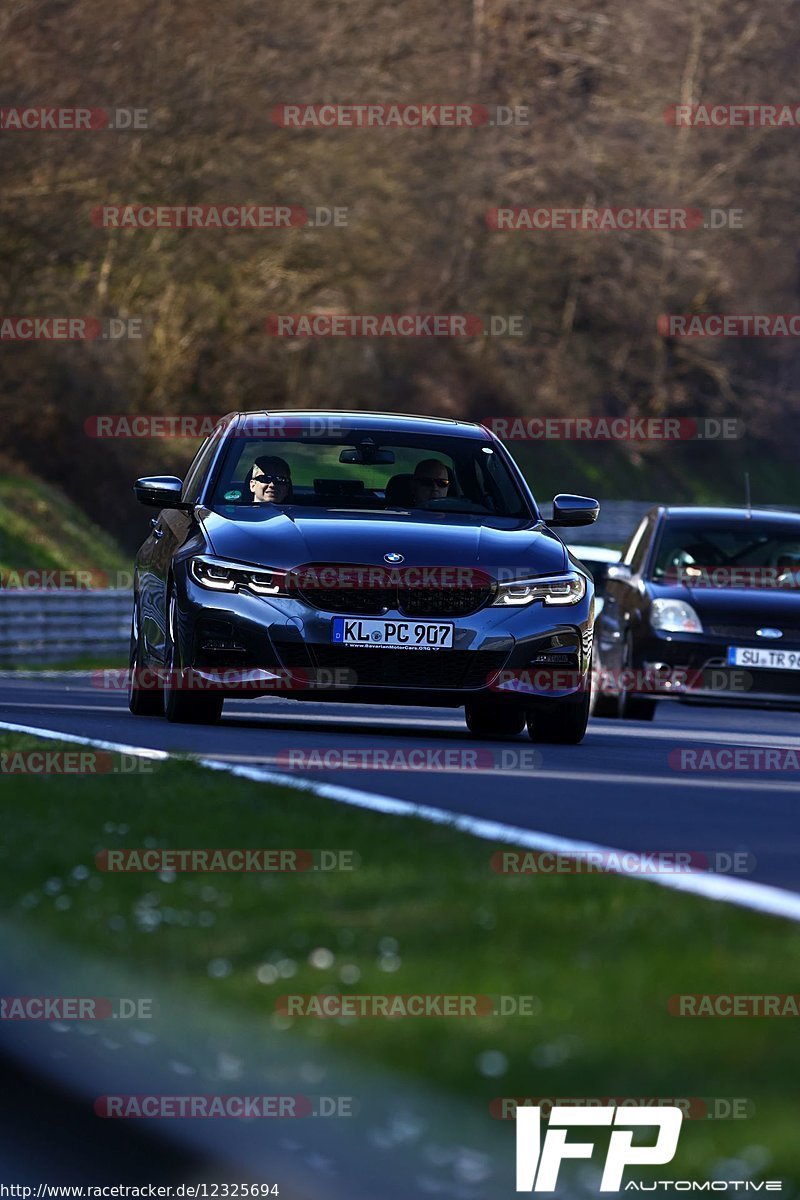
[
  {"xmin": 491, "ymin": 571, "xmax": 587, "ymax": 607},
  {"xmin": 189, "ymin": 555, "xmax": 286, "ymax": 596},
  {"xmin": 650, "ymin": 598, "xmax": 703, "ymax": 633}
]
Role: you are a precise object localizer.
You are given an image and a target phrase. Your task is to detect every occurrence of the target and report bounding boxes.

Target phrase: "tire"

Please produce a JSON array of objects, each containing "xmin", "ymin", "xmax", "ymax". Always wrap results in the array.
[
  {"xmin": 128, "ymin": 596, "xmax": 163, "ymax": 716},
  {"xmin": 163, "ymin": 590, "xmax": 223, "ymax": 725},
  {"xmin": 591, "ymin": 689, "xmax": 618, "ymax": 718},
  {"xmin": 588, "ymin": 652, "xmax": 618, "ymax": 718},
  {"xmin": 618, "ymin": 691, "xmax": 657, "ymax": 720},
  {"xmin": 527, "ymin": 686, "xmax": 590, "ymax": 745},
  {"xmin": 465, "ymin": 701, "xmax": 526, "ymax": 739},
  {"xmin": 617, "ymin": 635, "xmax": 657, "ymax": 721}
]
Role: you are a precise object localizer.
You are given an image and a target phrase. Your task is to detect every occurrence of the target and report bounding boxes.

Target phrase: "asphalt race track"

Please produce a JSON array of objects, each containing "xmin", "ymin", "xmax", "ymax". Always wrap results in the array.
[{"xmin": 2, "ymin": 675, "xmax": 800, "ymax": 897}]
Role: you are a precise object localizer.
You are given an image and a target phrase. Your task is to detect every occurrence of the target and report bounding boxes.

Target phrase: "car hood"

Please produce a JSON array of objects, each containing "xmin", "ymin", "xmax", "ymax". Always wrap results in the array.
[
  {"xmin": 199, "ymin": 506, "xmax": 568, "ymax": 576},
  {"xmin": 649, "ymin": 581, "xmax": 800, "ymax": 624}
]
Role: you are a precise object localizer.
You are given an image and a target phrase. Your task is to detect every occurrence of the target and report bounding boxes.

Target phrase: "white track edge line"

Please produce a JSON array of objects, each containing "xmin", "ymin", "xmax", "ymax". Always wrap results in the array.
[
  {"xmin": 0, "ymin": 720, "xmax": 169, "ymax": 761},
  {"xmin": 2, "ymin": 717, "xmax": 800, "ymax": 924}
]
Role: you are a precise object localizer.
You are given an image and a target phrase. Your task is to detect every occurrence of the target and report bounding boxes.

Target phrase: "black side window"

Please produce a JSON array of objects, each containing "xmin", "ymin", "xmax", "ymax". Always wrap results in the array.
[
  {"xmin": 181, "ymin": 430, "xmax": 224, "ymax": 503},
  {"xmin": 481, "ymin": 451, "xmax": 526, "ymax": 515}
]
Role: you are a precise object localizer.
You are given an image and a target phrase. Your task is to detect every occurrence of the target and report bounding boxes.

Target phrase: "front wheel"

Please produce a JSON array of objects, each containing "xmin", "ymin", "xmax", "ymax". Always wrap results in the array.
[
  {"xmin": 163, "ymin": 591, "xmax": 223, "ymax": 725},
  {"xmin": 617, "ymin": 636, "xmax": 657, "ymax": 721},
  {"xmin": 128, "ymin": 597, "xmax": 163, "ymax": 716},
  {"xmin": 527, "ymin": 686, "xmax": 590, "ymax": 744},
  {"xmin": 464, "ymin": 701, "xmax": 526, "ymax": 739}
]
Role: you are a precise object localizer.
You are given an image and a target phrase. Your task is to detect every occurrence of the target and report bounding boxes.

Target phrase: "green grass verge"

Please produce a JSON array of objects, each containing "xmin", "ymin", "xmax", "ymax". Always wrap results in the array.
[
  {"xmin": 512, "ymin": 439, "xmax": 800, "ymax": 510},
  {"xmin": 1, "ymin": 732, "xmax": 798, "ymax": 1185},
  {"xmin": 0, "ymin": 469, "xmax": 128, "ymax": 579}
]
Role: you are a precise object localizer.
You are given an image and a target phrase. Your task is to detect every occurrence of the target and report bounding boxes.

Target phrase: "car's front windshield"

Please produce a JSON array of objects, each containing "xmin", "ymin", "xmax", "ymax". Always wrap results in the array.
[
  {"xmin": 651, "ymin": 521, "xmax": 800, "ymax": 587},
  {"xmin": 208, "ymin": 431, "xmax": 532, "ymax": 519}
]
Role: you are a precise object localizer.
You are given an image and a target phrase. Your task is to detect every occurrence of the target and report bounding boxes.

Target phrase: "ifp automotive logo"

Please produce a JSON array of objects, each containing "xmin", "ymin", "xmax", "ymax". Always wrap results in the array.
[{"xmin": 516, "ymin": 1104, "xmax": 683, "ymax": 1191}]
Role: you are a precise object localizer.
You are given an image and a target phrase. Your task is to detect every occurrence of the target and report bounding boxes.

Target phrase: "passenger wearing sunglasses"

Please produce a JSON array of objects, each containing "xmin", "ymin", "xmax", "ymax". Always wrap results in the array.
[
  {"xmin": 410, "ymin": 459, "xmax": 451, "ymax": 506},
  {"xmin": 248, "ymin": 455, "xmax": 293, "ymax": 505}
]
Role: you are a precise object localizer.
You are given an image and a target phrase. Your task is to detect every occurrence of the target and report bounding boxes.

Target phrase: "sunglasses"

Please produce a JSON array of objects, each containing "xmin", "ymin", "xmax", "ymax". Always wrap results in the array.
[
  {"xmin": 417, "ymin": 477, "xmax": 449, "ymax": 488},
  {"xmin": 252, "ymin": 473, "xmax": 290, "ymax": 486}
]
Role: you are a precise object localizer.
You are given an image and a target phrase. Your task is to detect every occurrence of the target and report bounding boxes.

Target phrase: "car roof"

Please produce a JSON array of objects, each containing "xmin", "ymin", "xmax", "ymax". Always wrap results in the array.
[
  {"xmin": 230, "ymin": 410, "xmax": 493, "ymax": 439},
  {"xmin": 655, "ymin": 505, "xmax": 800, "ymax": 523}
]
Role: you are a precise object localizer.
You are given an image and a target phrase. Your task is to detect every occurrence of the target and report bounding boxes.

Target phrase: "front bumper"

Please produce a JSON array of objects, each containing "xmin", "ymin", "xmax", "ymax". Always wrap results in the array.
[
  {"xmin": 171, "ymin": 569, "xmax": 594, "ymax": 706},
  {"xmin": 630, "ymin": 630, "xmax": 800, "ymax": 708}
]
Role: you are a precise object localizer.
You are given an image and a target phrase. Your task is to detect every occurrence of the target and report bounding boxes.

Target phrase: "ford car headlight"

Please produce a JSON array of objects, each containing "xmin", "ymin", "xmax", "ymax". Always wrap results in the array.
[
  {"xmin": 650, "ymin": 598, "xmax": 703, "ymax": 633},
  {"xmin": 189, "ymin": 555, "xmax": 287, "ymax": 596},
  {"xmin": 492, "ymin": 571, "xmax": 587, "ymax": 607}
]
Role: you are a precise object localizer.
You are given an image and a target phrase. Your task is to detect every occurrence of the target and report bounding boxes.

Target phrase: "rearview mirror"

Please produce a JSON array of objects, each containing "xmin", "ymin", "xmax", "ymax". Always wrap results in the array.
[
  {"xmin": 339, "ymin": 447, "xmax": 396, "ymax": 465},
  {"xmin": 134, "ymin": 476, "xmax": 189, "ymax": 509},
  {"xmin": 548, "ymin": 494, "xmax": 600, "ymax": 528}
]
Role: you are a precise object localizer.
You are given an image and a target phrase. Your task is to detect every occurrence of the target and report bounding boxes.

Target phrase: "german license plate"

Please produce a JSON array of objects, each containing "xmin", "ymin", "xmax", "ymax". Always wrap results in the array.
[
  {"xmin": 332, "ymin": 617, "xmax": 454, "ymax": 650},
  {"xmin": 727, "ymin": 646, "xmax": 800, "ymax": 670}
]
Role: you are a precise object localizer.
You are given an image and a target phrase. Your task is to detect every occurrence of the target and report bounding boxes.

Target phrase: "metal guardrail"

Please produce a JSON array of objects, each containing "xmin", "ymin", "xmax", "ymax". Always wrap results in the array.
[
  {"xmin": 561, "ymin": 499, "xmax": 652, "ymax": 546},
  {"xmin": 0, "ymin": 589, "xmax": 131, "ymax": 664}
]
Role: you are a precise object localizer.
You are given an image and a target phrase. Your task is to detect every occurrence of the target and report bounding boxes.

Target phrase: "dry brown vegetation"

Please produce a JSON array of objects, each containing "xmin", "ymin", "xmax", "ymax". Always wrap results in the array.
[{"xmin": 1, "ymin": 0, "xmax": 799, "ymax": 541}]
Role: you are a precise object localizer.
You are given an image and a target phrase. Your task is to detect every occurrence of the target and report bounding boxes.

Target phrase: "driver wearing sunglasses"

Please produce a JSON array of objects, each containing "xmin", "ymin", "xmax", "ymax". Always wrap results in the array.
[
  {"xmin": 248, "ymin": 455, "xmax": 293, "ymax": 505},
  {"xmin": 410, "ymin": 459, "xmax": 451, "ymax": 506}
]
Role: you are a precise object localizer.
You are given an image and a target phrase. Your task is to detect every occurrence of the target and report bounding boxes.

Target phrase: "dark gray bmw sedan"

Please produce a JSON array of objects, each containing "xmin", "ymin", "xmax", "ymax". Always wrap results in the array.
[{"xmin": 129, "ymin": 411, "xmax": 599, "ymax": 742}]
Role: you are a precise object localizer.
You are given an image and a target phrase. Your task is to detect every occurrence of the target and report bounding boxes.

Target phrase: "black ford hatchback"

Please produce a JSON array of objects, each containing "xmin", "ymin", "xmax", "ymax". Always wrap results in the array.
[{"xmin": 594, "ymin": 505, "xmax": 800, "ymax": 718}]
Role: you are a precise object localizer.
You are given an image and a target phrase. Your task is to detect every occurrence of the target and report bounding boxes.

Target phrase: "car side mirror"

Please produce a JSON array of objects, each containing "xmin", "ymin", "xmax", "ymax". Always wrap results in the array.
[
  {"xmin": 134, "ymin": 476, "xmax": 189, "ymax": 509},
  {"xmin": 548, "ymin": 494, "xmax": 600, "ymax": 527},
  {"xmin": 606, "ymin": 563, "xmax": 632, "ymax": 582}
]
